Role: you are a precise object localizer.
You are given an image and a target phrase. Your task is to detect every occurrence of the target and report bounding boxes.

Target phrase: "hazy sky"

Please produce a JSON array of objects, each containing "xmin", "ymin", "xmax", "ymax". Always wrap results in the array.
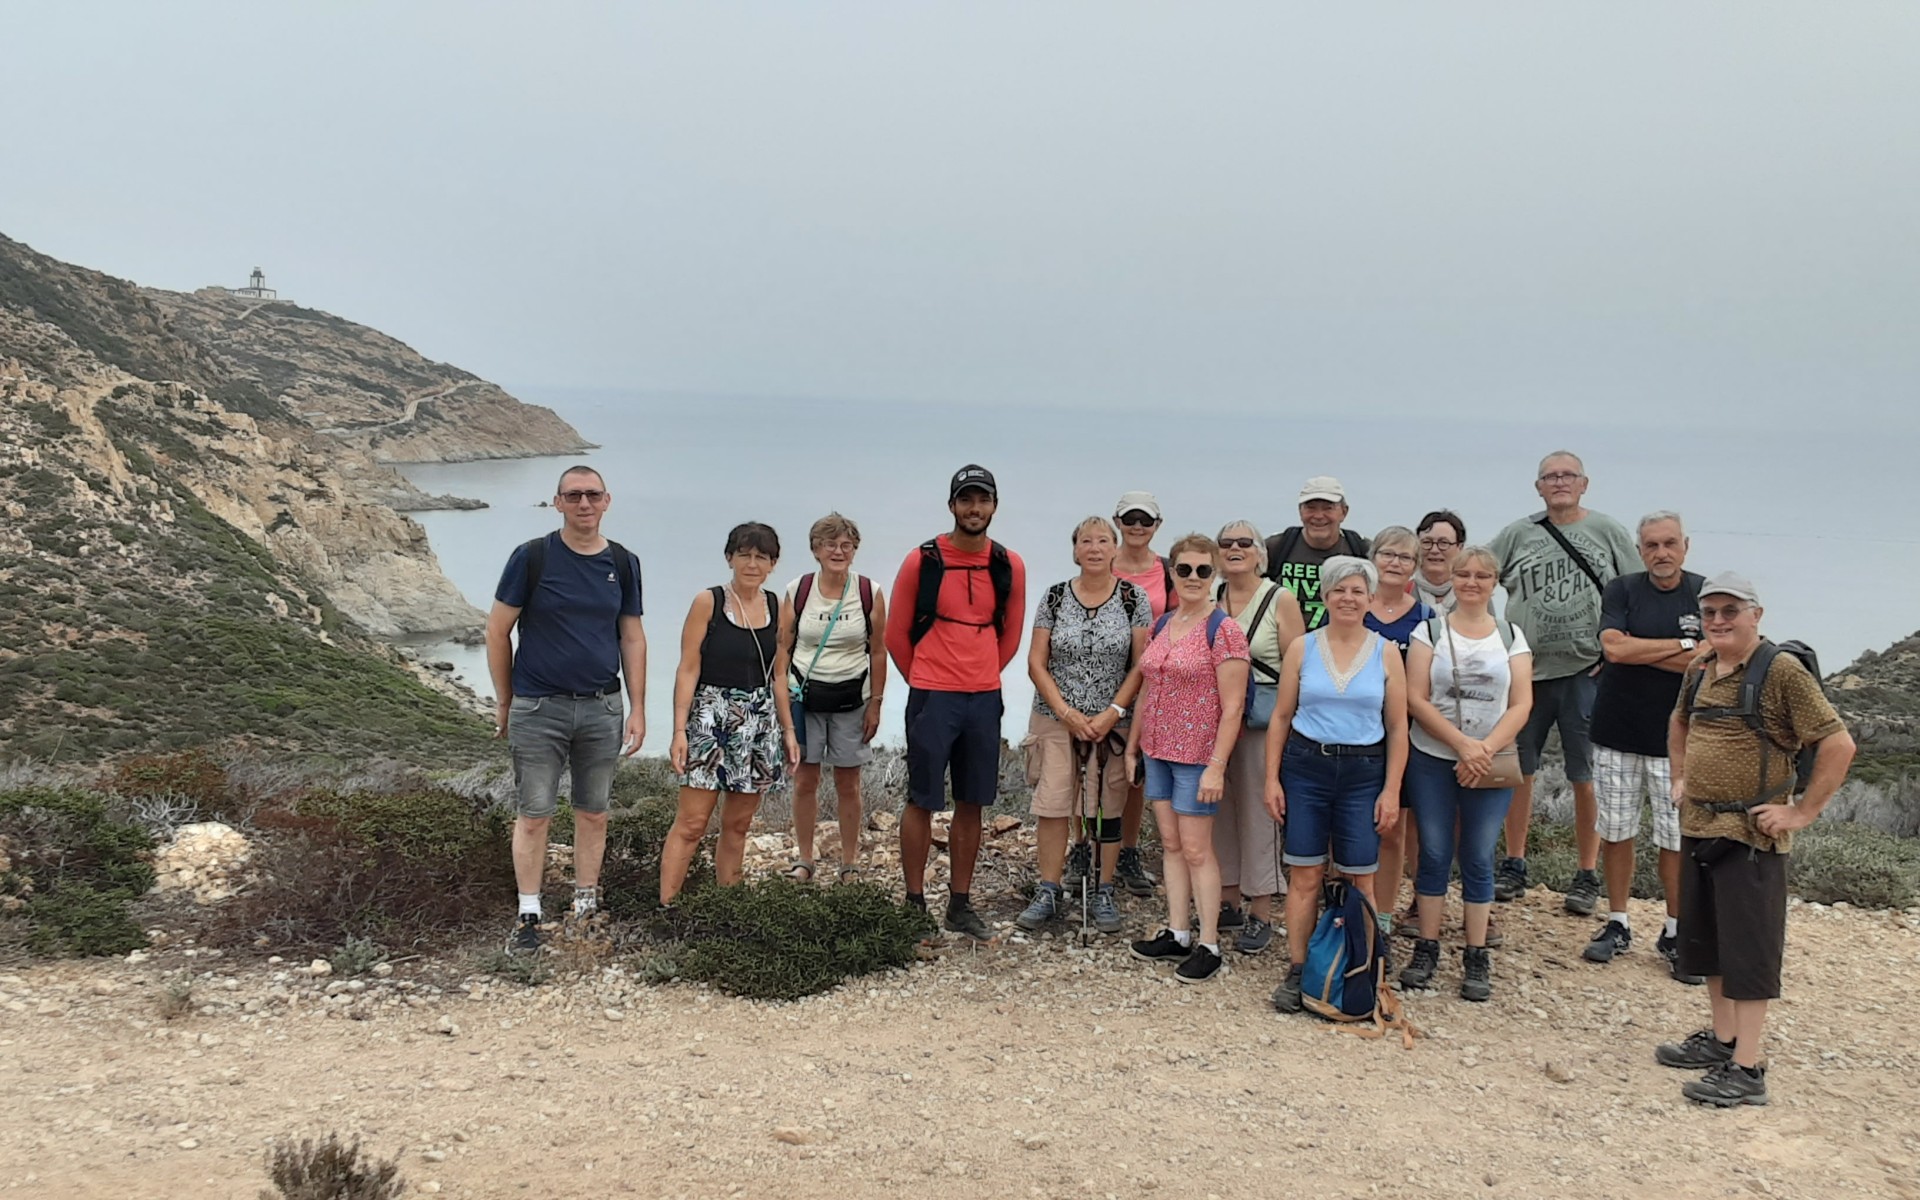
[{"xmin": 4, "ymin": 3, "xmax": 1916, "ymax": 422}]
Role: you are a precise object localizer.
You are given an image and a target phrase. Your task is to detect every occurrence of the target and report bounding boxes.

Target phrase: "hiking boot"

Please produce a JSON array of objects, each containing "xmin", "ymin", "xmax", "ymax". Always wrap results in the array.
[
  {"xmin": 1484, "ymin": 915, "xmax": 1504, "ymax": 948},
  {"xmin": 1683, "ymin": 1061, "xmax": 1769, "ymax": 1108},
  {"xmin": 1658, "ymin": 932, "xmax": 1705, "ymax": 985},
  {"xmin": 1015, "ymin": 883, "xmax": 1062, "ymax": 931},
  {"xmin": 1460, "ymin": 945, "xmax": 1492, "ymax": 1002},
  {"xmin": 1175, "ymin": 943, "xmax": 1223, "ymax": 984},
  {"xmin": 1394, "ymin": 901, "xmax": 1422, "ymax": 940},
  {"xmin": 1564, "ymin": 869, "xmax": 1602, "ymax": 916},
  {"xmin": 1655, "ymin": 1029, "xmax": 1735, "ymax": 1070},
  {"xmin": 1236, "ymin": 915, "xmax": 1274, "ymax": 956},
  {"xmin": 1131, "ymin": 928, "xmax": 1189, "ymax": 963},
  {"xmin": 507, "ymin": 913, "xmax": 542, "ymax": 956},
  {"xmin": 1062, "ymin": 840, "xmax": 1092, "ymax": 890},
  {"xmin": 943, "ymin": 901, "xmax": 992, "ymax": 941},
  {"xmin": 1116, "ymin": 846, "xmax": 1156, "ymax": 896},
  {"xmin": 1089, "ymin": 884, "xmax": 1124, "ymax": 934},
  {"xmin": 1582, "ymin": 919, "xmax": 1631, "ymax": 964},
  {"xmin": 1399, "ymin": 938, "xmax": 1441, "ymax": 990},
  {"xmin": 1493, "ymin": 856, "xmax": 1528, "ymax": 902},
  {"xmin": 1218, "ymin": 903, "xmax": 1246, "ymax": 930},
  {"xmin": 1271, "ymin": 963, "xmax": 1306, "ymax": 1013}
]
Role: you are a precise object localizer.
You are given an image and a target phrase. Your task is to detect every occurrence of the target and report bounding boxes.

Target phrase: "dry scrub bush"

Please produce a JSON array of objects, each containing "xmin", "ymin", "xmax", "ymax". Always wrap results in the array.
[
  {"xmin": 0, "ymin": 787, "xmax": 153, "ymax": 957},
  {"xmin": 260, "ymin": 1134, "xmax": 404, "ymax": 1200}
]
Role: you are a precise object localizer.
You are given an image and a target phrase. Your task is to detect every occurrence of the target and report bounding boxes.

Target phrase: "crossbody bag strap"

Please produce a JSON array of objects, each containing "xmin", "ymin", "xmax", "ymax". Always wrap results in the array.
[
  {"xmin": 1534, "ymin": 515, "xmax": 1605, "ymax": 595},
  {"xmin": 793, "ymin": 580, "xmax": 852, "ymax": 685},
  {"xmin": 1244, "ymin": 583, "xmax": 1282, "ymax": 680},
  {"xmin": 1442, "ymin": 615, "xmax": 1470, "ymax": 731}
]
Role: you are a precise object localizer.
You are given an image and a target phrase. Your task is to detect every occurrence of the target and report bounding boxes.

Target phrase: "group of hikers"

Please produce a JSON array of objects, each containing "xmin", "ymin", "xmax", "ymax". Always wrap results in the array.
[{"xmin": 484, "ymin": 453, "xmax": 1855, "ymax": 1110}]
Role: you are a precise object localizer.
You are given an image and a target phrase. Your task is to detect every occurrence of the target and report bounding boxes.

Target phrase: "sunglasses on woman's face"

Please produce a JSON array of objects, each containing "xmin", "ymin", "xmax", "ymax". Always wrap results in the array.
[
  {"xmin": 1219, "ymin": 537, "xmax": 1257, "ymax": 550},
  {"xmin": 1172, "ymin": 563, "xmax": 1214, "ymax": 580},
  {"xmin": 1117, "ymin": 512, "xmax": 1158, "ymax": 527}
]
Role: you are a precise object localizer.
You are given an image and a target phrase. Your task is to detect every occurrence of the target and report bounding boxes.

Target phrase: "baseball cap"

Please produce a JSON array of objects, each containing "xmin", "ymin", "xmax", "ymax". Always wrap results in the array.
[
  {"xmin": 1298, "ymin": 476, "xmax": 1346, "ymax": 504},
  {"xmin": 948, "ymin": 464, "xmax": 997, "ymax": 501},
  {"xmin": 1699, "ymin": 572, "xmax": 1760, "ymax": 605},
  {"xmin": 1113, "ymin": 490, "xmax": 1161, "ymax": 521}
]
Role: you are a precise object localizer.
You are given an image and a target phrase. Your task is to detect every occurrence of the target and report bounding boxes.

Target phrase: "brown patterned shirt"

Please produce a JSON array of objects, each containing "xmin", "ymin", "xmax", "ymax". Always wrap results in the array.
[{"xmin": 1674, "ymin": 645, "xmax": 1844, "ymax": 852}]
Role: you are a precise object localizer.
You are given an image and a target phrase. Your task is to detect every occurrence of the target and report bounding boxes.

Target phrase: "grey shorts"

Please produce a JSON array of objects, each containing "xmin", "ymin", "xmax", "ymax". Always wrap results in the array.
[
  {"xmin": 507, "ymin": 692, "xmax": 624, "ymax": 819},
  {"xmin": 802, "ymin": 708, "xmax": 873, "ymax": 768},
  {"xmin": 1517, "ymin": 670, "xmax": 1598, "ymax": 783}
]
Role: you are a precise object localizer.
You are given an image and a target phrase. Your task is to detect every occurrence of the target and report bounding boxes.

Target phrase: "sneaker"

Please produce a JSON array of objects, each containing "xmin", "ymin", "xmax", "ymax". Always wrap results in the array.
[
  {"xmin": 1658, "ymin": 932, "xmax": 1706, "ymax": 985},
  {"xmin": 1175, "ymin": 943, "xmax": 1223, "ymax": 984},
  {"xmin": 1271, "ymin": 963, "xmax": 1306, "ymax": 1013},
  {"xmin": 1682, "ymin": 1061, "xmax": 1769, "ymax": 1108},
  {"xmin": 1582, "ymin": 919, "xmax": 1631, "ymax": 964},
  {"xmin": 1399, "ymin": 938, "xmax": 1440, "ymax": 990},
  {"xmin": 1493, "ymin": 856, "xmax": 1528, "ymax": 902},
  {"xmin": 1564, "ymin": 869, "xmax": 1602, "ymax": 916},
  {"xmin": 943, "ymin": 901, "xmax": 992, "ymax": 941},
  {"xmin": 1655, "ymin": 1029, "xmax": 1735, "ymax": 1070},
  {"xmin": 1062, "ymin": 840, "xmax": 1092, "ymax": 890},
  {"xmin": 1089, "ymin": 885, "xmax": 1124, "ymax": 934},
  {"xmin": 1236, "ymin": 915, "xmax": 1274, "ymax": 956},
  {"xmin": 1130, "ymin": 928, "xmax": 1189, "ymax": 963},
  {"xmin": 1117, "ymin": 846, "xmax": 1156, "ymax": 896},
  {"xmin": 1460, "ymin": 945, "xmax": 1492, "ymax": 1002},
  {"xmin": 1218, "ymin": 903, "xmax": 1246, "ymax": 930},
  {"xmin": 507, "ymin": 913, "xmax": 542, "ymax": 956},
  {"xmin": 1015, "ymin": 884, "xmax": 1062, "ymax": 931}
]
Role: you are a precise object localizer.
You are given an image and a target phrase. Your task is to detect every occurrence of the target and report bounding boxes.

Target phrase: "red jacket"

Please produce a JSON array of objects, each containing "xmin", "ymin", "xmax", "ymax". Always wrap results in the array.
[{"xmin": 886, "ymin": 535, "xmax": 1027, "ymax": 693}]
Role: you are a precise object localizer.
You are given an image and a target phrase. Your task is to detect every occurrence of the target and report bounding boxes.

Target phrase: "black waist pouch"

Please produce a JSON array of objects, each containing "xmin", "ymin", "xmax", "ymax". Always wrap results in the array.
[{"xmin": 1690, "ymin": 837, "xmax": 1743, "ymax": 868}]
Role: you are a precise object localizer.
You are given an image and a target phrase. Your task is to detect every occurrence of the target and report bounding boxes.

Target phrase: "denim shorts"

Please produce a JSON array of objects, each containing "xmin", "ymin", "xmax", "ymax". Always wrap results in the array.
[
  {"xmin": 1279, "ymin": 735, "xmax": 1385, "ymax": 874},
  {"xmin": 1517, "ymin": 670, "xmax": 1597, "ymax": 782},
  {"xmin": 507, "ymin": 692, "xmax": 624, "ymax": 819},
  {"xmin": 1143, "ymin": 756, "xmax": 1215, "ymax": 817}
]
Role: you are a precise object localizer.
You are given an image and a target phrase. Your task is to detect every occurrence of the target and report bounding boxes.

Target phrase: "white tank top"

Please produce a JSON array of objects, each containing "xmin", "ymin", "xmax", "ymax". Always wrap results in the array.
[{"xmin": 785, "ymin": 574, "xmax": 873, "ymax": 687}]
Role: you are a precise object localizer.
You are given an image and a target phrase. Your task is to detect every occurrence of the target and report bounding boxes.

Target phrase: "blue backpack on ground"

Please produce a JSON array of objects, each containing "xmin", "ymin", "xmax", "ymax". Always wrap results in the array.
[{"xmin": 1302, "ymin": 881, "xmax": 1418, "ymax": 1045}]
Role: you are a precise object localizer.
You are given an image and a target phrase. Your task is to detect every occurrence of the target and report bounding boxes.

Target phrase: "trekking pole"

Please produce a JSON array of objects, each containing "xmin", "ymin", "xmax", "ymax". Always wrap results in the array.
[{"xmin": 1071, "ymin": 738, "xmax": 1095, "ymax": 946}]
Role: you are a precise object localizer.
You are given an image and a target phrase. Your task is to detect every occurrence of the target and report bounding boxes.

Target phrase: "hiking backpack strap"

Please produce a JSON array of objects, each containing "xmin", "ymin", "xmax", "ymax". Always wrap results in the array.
[
  {"xmin": 987, "ymin": 541, "xmax": 1014, "ymax": 635},
  {"xmin": 858, "ymin": 574, "xmax": 874, "ymax": 625},
  {"xmin": 1157, "ymin": 554, "xmax": 1175, "ymax": 599},
  {"xmin": 790, "ymin": 572, "xmax": 817, "ymax": 652},
  {"xmin": 1271, "ymin": 527, "xmax": 1303, "ymax": 580},
  {"xmin": 518, "ymin": 535, "xmax": 548, "ymax": 614},
  {"xmin": 1342, "ymin": 529, "xmax": 1369, "ymax": 558},
  {"xmin": 1119, "ymin": 579, "xmax": 1143, "ymax": 625},
  {"xmin": 605, "ymin": 539, "xmax": 637, "ymax": 607},
  {"xmin": 1204, "ymin": 608, "xmax": 1226, "ymax": 648},
  {"xmin": 1687, "ymin": 642, "xmax": 1798, "ymax": 811},
  {"xmin": 908, "ymin": 541, "xmax": 945, "ymax": 645}
]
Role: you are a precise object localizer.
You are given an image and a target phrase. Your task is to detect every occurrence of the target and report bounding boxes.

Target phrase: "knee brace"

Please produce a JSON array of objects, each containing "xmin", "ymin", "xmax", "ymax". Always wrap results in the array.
[{"xmin": 1091, "ymin": 814, "xmax": 1123, "ymax": 845}]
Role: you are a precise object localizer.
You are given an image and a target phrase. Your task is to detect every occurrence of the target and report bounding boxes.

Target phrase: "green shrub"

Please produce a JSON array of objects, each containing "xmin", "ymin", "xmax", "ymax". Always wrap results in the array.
[
  {"xmin": 1788, "ymin": 822, "xmax": 1920, "ymax": 909},
  {"xmin": 665, "ymin": 878, "xmax": 934, "ymax": 1001},
  {"xmin": 109, "ymin": 747, "xmax": 232, "ymax": 813},
  {"xmin": 0, "ymin": 788, "xmax": 156, "ymax": 951},
  {"xmin": 25, "ymin": 881, "xmax": 148, "ymax": 957},
  {"xmin": 597, "ymin": 799, "xmax": 711, "ymax": 919},
  {"xmin": 260, "ymin": 1134, "xmax": 405, "ymax": 1200}
]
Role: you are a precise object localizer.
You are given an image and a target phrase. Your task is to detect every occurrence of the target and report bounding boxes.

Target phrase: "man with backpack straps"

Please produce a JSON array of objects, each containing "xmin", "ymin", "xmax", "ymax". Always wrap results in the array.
[
  {"xmin": 1262, "ymin": 476, "xmax": 1370, "ymax": 630},
  {"xmin": 1656, "ymin": 572, "xmax": 1853, "ymax": 1109},
  {"xmin": 885, "ymin": 464, "xmax": 1028, "ymax": 939}
]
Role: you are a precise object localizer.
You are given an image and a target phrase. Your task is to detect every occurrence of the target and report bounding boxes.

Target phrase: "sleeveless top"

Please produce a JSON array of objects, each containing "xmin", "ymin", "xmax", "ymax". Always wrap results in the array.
[
  {"xmin": 698, "ymin": 586, "xmax": 779, "ymax": 691},
  {"xmin": 786, "ymin": 574, "xmax": 871, "ymax": 686},
  {"xmin": 1218, "ymin": 579, "xmax": 1286, "ymax": 679},
  {"xmin": 1292, "ymin": 629, "xmax": 1388, "ymax": 746}
]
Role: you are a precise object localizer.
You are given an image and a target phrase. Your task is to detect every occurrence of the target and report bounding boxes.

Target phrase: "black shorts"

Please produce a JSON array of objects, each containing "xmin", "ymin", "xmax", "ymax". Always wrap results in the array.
[
  {"xmin": 905, "ymin": 688, "xmax": 1003, "ymax": 812},
  {"xmin": 1676, "ymin": 835, "xmax": 1788, "ymax": 1001}
]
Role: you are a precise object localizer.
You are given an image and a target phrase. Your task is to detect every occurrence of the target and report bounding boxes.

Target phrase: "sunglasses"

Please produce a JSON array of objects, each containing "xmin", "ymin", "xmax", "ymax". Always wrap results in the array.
[
  {"xmin": 1219, "ymin": 537, "xmax": 1257, "ymax": 550},
  {"xmin": 1117, "ymin": 512, "xmax": 1158, "ymax": 527},
  {"xmin": 1699, "ymin": 603, "xmax": 1751, "ymax": 621},
  {"xmin": 559, "ymin": 489, "xmax": 607, "ymax": 504},
  {"xmin": 1172, "ymin": 563, "xmax": 1214, "ymax": 580}
]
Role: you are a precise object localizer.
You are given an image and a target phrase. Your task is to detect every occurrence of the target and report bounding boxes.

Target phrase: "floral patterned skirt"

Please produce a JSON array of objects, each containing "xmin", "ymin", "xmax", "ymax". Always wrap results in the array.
[{"xmin": 684, "ymin": 684, "xmax": 784, "ymax": 794}]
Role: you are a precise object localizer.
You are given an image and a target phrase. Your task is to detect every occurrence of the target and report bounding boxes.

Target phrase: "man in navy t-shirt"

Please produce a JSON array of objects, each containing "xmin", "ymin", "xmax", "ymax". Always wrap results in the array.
[{"xmin": 486, "ymin": 465, "xmax": 646, "ymax": 954}]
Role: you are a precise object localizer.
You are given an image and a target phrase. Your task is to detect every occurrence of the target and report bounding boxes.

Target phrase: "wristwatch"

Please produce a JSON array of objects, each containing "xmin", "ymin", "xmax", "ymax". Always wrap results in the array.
[
  {"xmin": 1679, "ymin": 638, "xmax": 1697, "ymax": 651},
  {"xmin": 1109, "ymin": 703, "xmax": 1127, "ymax": 717}
]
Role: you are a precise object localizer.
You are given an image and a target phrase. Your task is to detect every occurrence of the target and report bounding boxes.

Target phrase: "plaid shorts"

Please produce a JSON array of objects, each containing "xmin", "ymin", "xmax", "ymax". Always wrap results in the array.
[{"xmin": 1591, "ymin": 744, "xmax": 1679, "ymax": 852}]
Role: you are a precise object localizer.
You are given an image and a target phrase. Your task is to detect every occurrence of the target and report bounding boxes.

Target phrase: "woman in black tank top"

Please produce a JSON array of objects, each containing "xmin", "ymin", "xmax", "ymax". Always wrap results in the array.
[{"xmin": 661, "ymin": 523, "xmax": 800, "ymax": 903}]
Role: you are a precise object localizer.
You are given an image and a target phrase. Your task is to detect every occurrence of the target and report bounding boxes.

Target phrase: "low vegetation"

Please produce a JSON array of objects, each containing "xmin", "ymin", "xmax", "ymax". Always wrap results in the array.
[{"xmin": 260, "ymin": 1134, "xmax": 405, "ymax": 1200}]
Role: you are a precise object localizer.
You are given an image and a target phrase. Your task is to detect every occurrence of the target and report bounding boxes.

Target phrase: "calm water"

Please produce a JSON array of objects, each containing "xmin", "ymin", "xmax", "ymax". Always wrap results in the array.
[{"xmin": 401, "ymin": 389, "xmax": 1914, "ymax": 752}]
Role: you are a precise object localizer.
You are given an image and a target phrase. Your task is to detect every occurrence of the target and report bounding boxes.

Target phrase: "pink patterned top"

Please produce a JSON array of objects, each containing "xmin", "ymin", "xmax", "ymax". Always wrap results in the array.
[{"xmin": 1137, "ymin": 612, "xmax": 1249, "ymax": 764}]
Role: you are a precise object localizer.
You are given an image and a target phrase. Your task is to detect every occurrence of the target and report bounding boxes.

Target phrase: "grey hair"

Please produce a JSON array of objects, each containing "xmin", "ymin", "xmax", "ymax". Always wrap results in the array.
[
  {"xmin": 1451, "ymin": 543, "xmax": 1501, "ymax": 577},
  {"xmin": 1217, "ymin": 519, "xmax": 1267, "ymax": 574},
  {"xmin": 1370, "ymin": 525, "xmax": 1417, "ymax": 563},
  {"xmin": 1320, "ymin": 555, "xmax": 1378, "ymax": 597},
  {"xmin": 1537, "ymin": 449, "xmax": 1586, "ymax": 477},
  {"xmin": 1638, "ymin": 510, "xmax": 1685, "ymax": 537}
]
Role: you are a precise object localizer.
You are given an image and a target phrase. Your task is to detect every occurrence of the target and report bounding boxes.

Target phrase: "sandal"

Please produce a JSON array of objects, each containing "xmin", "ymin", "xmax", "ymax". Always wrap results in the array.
[
  {"xmin": 837, "ymin": 866, "xmax": 860, "ymax": 884},
  {"xmin": 785, "ymin": 860, "xmax": 815, "ymax": 883}
]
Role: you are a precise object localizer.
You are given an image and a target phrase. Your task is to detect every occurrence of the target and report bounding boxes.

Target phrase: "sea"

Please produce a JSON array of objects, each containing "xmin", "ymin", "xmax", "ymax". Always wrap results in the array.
[{"xmin": 400, "ymin": 389, "xmax": 1912, "ymax": 753}]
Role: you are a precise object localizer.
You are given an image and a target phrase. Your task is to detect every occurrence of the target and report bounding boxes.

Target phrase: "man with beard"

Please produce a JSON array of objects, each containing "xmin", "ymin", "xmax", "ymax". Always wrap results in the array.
[{"xmin": 885, "ymin": 465, "xmax": 1028, "ymax": 938}]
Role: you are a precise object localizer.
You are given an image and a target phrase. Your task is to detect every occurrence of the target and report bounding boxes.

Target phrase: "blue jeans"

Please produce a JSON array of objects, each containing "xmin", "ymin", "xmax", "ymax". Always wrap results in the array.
[
  {"xmin": 507, "ymin": 692, "xmax": 624, "ymax": 819},
  {"xmin": 1279, "ymin": 736, "xmax": 1385, "ymax": 874},
  {"xmin": 1407, "ymin": 748, "xmax": 1514, "ymax": 905},
  {"xmin": 1143, "ymin": 756, "xmax": 1213, "ymax": 817}
]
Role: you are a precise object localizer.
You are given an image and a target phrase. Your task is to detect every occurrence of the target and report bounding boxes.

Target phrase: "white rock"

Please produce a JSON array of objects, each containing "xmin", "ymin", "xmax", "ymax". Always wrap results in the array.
[{"xmin": 309, "ymin": 960, "xmax": 333, "ymax": 977}]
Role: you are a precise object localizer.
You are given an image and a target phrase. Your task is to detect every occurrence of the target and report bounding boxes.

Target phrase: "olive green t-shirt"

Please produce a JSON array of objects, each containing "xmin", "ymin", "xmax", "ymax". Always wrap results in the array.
[{"xmin": 1488, "ymin": 510, "xmax": 1638, "ymax": 682}]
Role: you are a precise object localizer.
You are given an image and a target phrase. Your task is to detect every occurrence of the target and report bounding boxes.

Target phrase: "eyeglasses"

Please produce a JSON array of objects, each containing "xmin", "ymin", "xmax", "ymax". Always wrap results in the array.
[
  {"xmin": 1537, "ymin": 471, "xmax": 1584, "ymax": 485},
  {"xmin": 815, "ymin": 540, "xmax": 857, "ymax": 554},
  {"xmin": 1418, "ymin": 537, "xmax": 1458, "ymax": 550},
  {"xmin": 1375, "ymin": 550, "xmax": 1416, "ymax": 565},
  {"xmin": 1219, "ymin": 537, "xmax": 1257, "ymax": 550},
  {"xmin": 559, "ymin": 489, "xmax": 607, "ymax": 504},
  {"xmin": 1117, "ymin": 512, "xmax": 1158, "ymax": 527},
  {"xmin": 1699, "ymin": 603, "xmax": 1751, "ymax": 621},
  {"xmin": 1172, "ymin": 563, "xmax": 1214, "ymax": 580}
]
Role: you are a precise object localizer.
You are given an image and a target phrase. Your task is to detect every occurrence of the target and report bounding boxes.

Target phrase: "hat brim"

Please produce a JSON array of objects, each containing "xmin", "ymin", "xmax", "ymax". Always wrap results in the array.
[
  {"xmin": 1116, "ymin": 507, "xmax": 1160, "ymax": 520},
  {"xmin": 1298, "ymin": 491, "xmax": 1345, "ymax": 504}
]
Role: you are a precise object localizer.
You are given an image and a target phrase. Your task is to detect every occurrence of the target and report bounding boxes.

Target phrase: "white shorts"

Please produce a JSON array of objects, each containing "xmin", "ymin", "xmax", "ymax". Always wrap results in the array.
[{"xmin": 1592, "ymin": 745, "xmax": 1680, "ymax": 853}]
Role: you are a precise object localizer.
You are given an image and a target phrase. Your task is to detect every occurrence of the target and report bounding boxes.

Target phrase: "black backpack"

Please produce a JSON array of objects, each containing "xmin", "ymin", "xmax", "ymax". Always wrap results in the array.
[
  {"xmin": 1681, "ymin": 639, "xmax": 1824, "ymax": 807},
  {"xmin": 518, "ymin": 534, "xmax": 638, "ymax": 614},
  {"xmin": 1263, "ymin": 526, "xmax": 1370, "ymax": 582},
  {"xmin": 908, "ymin": 539, "xmax": 1013, "ymax": 645}
]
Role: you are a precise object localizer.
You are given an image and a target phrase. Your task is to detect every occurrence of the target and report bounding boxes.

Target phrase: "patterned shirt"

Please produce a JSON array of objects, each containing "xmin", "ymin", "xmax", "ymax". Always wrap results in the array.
[
  {"xmin": 1033, "ymin": 579, "xmax": 1150, "ymax": 719},
  {"xmin": 1137, "ymin": 613, "xmax": 1249, "ymax": 764}
]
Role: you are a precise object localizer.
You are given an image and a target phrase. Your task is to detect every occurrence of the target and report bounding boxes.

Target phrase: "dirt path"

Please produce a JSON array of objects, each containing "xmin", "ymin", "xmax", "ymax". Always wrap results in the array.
[{"xmin": 2, "ymin": 889, "xmax": 1916, "ymax": 1200}]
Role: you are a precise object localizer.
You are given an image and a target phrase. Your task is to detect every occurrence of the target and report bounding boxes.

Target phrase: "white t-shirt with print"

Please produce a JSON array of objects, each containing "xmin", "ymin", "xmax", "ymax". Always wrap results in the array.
[{"xmin": 1410, "ymin": 617, "xmax": 1532, "ymax": 761}]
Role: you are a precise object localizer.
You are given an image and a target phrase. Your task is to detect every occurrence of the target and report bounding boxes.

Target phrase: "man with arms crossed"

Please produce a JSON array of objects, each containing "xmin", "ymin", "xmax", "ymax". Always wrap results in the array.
[
  {"xmin": 1582, "ymin": 511, "xmax": 1704, "ymax": 982},
  {"xmin": 1657, "ymin": 573, "xmax": 1853, "ymax": 1106},
  {"xmin": 1489, "ymin": 451, "xmax": 1637, "ymax": 913},
  {"xmin": 886, "ymin": 465, "xmax": 1028, "ymax": 939},
  {"xmin": 487, "ymin": 466, "xmax": 647, "ymax": 954}
]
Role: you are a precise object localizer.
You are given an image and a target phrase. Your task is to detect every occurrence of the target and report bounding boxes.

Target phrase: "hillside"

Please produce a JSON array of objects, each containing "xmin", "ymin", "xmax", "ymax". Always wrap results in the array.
[{"xmin": 1829, "ymin": 634, "xmax": 1920, "ymax": 789}]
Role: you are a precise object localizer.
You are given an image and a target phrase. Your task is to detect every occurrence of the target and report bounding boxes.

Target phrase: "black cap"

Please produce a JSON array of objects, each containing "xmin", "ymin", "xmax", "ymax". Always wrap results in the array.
[{"xmin": 948, "ymin": 464, "xmax": 997, "ymax": 501}]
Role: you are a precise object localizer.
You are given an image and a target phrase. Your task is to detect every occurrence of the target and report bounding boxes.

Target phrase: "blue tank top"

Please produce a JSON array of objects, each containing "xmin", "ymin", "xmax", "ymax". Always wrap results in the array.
[{"xmin": 1292, "ymin": 630, "xmax": 1388, "ymax": 746}]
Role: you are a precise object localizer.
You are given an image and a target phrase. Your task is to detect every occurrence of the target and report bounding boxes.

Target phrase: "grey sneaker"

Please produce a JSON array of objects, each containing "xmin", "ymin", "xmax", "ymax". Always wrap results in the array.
[
  {"xmin": 1089, "ymin": 884, "xmax": 1124, "ymax": 934},
  {"xmin": 943, "ymin": 901, "xmax": 992, "ymax": 941},
  {"xmin": 1236, "ymin": 915, "xmax": 1274, "ymax": 956},
  {"xmin": 507, "ymin": 913, "xmax": 542, "ymax": 956},
  {"xmin": 1658, "ymin": 932, "xmax": 1706, "ymax": 985},
  {"xmin": 1683, "ymin": 1061, "xmax": 1769, "ymax": 1108},
  {"xmin": 1564, "ymin": 869, "xmax": 1602, "ymax": 916},
  {"xmin": 1493, "ymin": 856, "xmax": 1528, "ymax": 902},
  {"xmin": 1582, "ymin": 919, "xmax": 1631, "ymax": 963},
  {"xmin": 1062, "ymin": 841, "xmax": 1092, "ymax": 890},
  {"xmin": 1015, "ymin": 883, "xmax": 1062, "ymax": 931},
  {"xmin": 1271, "ymin": 963, "xmax": 1306, "ymax": 1013},
  {"xmin": 1399, "ymin": 938, "xmax": 1440, "ymax": 990},
  {"xmin": 1460, "ymin": 945, "xmax": 1492, "ymax": 1002},
  {"xmin": 1116, "ymin": 846, "xmax": 1156, "ymax": 897},
  {"xmin": 1656, "ymin": 1029, "xmax": 1735, "ymax": 1070}
]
